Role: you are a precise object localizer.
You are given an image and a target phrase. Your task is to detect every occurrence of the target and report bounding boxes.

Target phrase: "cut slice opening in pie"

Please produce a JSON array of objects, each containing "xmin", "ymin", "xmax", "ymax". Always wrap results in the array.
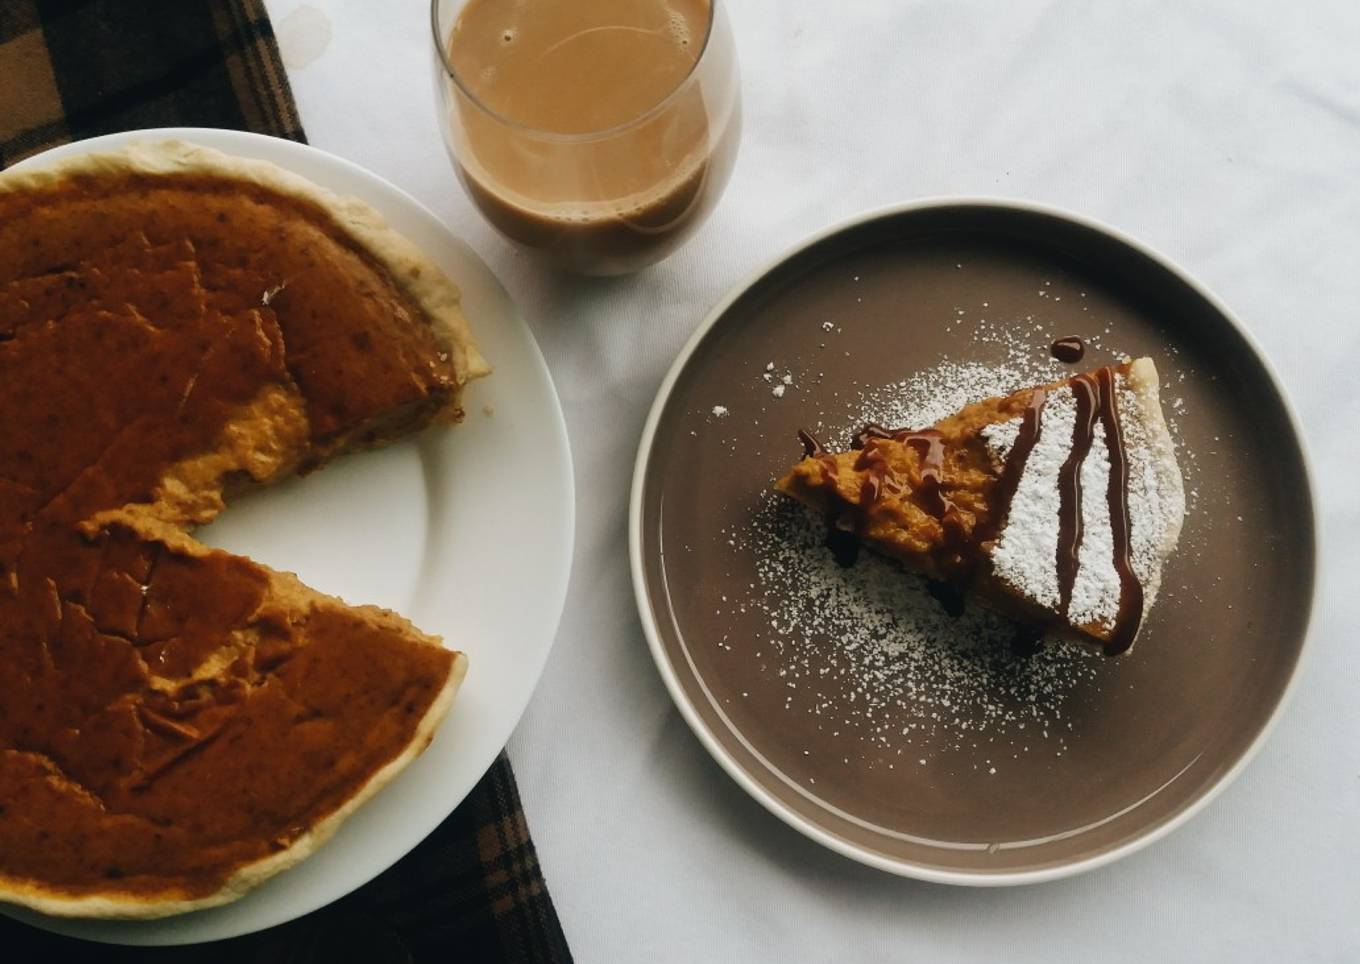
[
  {"xmin": 776, "ymin": 358, "xmax": 1186, "ymax": 656},
  {"xmin": 0, "ymin": 142, "xmax": 488, "ymax": 918}
]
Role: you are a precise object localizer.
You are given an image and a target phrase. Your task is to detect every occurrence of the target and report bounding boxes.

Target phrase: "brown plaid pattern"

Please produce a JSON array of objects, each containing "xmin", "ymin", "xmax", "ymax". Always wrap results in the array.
[
  {"xmin": 0, "ymin": 0, "xmax": 303, "ymax": 164},
  {"xmin": 0, "ymin": 2, "xmax": 570, "ymax": 960}
]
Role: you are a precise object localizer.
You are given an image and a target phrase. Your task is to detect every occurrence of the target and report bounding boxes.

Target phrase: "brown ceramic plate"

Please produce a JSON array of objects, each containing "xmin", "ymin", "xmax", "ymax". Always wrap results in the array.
[{"xmin": 629, "ymin": 200, "xmax": 1316, "ymax": 883}]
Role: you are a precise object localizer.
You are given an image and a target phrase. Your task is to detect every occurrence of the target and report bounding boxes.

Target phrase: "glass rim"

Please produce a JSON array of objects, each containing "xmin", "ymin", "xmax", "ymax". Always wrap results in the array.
[{"xmin": 430, "ymin": 0, "xmax": 718, "ymax": 143}]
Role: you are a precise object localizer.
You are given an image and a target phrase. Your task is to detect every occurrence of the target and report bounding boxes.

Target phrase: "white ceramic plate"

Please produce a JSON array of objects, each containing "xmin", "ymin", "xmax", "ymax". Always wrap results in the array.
[{"xmin": 2, "ymin": 128, "xmax": 574, "ymax": 944}]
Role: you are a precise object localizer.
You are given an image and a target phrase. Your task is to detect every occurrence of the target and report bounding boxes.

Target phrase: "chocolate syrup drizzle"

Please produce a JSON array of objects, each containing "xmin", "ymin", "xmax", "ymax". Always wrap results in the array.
[
  {"xmin": 799, "ymin": 428, "xmax": 840, "ymax": 480},
  {"xmin": 1053, "ymin": 368, "xmax": 1143, "ymax": 655},
  {"xmin": 852, "ymin": 425, "xmax": 957, "ymax": 524},
  {"xmin": 1054, "ymin": 379, "xmax": 1098, "ymax": 618},
  {"xmin": 977, "ymin": 388, "xmax": 1048, "ymax": 546}
]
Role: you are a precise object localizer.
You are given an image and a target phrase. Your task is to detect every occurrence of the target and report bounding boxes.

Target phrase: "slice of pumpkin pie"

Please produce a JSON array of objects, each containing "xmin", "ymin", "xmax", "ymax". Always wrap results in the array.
[
  {"xmin": 776, "ymin": 359, "xmax": 1185, "ymax": 655},
  {"xmin": 0, "ymin": 141, "xmax": 488, "ymax": 917}
]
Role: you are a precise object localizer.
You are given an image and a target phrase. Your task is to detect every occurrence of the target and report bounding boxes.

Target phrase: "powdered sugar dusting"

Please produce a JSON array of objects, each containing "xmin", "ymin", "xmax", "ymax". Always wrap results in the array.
[
  {"xmin": 735, "ymin": 499, "xmax": 1099, "ymax": 761},
  {"xmin": 852, "ymin": 360, "xmax": 1044, "ymax": 432},
  {"xmin": 986, "ymin": 387, "xmax": 1077, "ymax": 611},
  {"xmin": 1069, "ymin": 421, "xmax": 1119, "ymax": 626}
]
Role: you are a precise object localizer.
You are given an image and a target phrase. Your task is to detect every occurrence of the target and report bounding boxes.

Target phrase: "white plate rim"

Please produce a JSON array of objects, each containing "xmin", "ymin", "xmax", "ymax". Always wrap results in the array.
[
  {"xmin": 628, "ymin": 195, "xmax": 1320, "ymax": 887},
  {"xmin": 3, "ymin": 128, "xmax": 575, "ymax": 940}
]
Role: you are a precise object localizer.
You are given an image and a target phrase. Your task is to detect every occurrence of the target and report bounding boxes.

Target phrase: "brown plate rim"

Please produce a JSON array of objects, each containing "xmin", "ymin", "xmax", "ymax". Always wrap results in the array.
[{"xmin": 628, "ymin": 196, "xmax": 1320, "ymax": 886}]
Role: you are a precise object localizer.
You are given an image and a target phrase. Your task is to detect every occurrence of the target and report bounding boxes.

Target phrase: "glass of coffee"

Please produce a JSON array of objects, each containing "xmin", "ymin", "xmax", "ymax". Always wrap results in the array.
[{"xmin": 431, "ymin": 0, "xmax": 741, "ymax": 276}]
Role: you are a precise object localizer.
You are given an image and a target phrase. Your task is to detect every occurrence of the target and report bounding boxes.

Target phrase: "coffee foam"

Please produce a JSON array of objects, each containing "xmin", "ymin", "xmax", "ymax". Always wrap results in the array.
[{"xmin": 666, "ymin": 7, "xmax": 692, "ymax": 48}]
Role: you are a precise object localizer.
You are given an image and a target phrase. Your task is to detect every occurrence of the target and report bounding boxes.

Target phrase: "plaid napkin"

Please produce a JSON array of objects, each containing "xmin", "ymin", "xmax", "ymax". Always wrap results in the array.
[{"xmin": 0, "ymin": 2, "xmax": 570, "ymax": 960}]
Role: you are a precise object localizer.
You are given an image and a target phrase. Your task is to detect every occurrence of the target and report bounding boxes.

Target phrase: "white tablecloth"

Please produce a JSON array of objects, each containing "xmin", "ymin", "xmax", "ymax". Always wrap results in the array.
[{"xmin": 268, "ymin": 1, "xmax": 1358, "ymax": 959}]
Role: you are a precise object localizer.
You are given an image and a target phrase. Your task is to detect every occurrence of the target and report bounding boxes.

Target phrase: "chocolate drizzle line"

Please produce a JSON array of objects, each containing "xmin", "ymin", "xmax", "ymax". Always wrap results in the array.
[
  {"xmin": 1055, "ymin": 376, "xmax": 1099, "ymax": 618},
  {"xmin": 799, "ymin": 428, "xmax": 840, "ymax": 482},
  {"xmin": 853, "ymin": 442, "xmax": 891, "ymax": 506},
  {"xmin": 848, "ymin": 436, "xmax": 901, "ymax": 507},
  {"xmin": 1095, "ymin": 367, "xmax": 1143, "ymax": 655},
  {"xmin": 904, "ymin": 432, "xmax": 953, "ymax": 520},
  {"xmin": 978, "ymin": 388, "xmax": 1048, "ymax": 546},
  {"xmin": 851, "ymin": 426, "xmax": 955, "ymax": 522},
  {"xmin": 1052, "ymin": 367, "xmax": 1144, "ymax": 656}
]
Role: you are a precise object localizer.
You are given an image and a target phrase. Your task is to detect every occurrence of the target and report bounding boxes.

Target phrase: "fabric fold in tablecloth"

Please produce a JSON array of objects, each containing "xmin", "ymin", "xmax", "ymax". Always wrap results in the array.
[{"xmin": 0, "ymin": 2, "xmax": 570, "ymax": 961}]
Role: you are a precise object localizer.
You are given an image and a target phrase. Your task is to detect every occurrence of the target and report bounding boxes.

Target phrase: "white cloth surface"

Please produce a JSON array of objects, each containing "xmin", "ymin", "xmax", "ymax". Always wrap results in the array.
[{"xmin": 267, "ymin": 1, "xmax": 1358, "ymax": 960}]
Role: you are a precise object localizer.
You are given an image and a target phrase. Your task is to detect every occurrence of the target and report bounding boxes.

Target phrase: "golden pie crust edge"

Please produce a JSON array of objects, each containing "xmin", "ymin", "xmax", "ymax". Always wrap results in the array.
[
  {"xmin": 0, "ymin": 142, "xmax": 485, "ymax": 918},
  {"xmin": 0, "ymin": 138, "xmax": 491, "ymax": 392}
]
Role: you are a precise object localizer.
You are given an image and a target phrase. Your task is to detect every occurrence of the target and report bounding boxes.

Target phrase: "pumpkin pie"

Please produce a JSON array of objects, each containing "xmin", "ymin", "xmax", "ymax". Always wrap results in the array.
[
  {"xmin": 0, "ymin": 142, "xmax": 488, "ymax": 917},
  {"xmin": 776, "ymin": 358, "xmax": 1185, "ymax": 655}
]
